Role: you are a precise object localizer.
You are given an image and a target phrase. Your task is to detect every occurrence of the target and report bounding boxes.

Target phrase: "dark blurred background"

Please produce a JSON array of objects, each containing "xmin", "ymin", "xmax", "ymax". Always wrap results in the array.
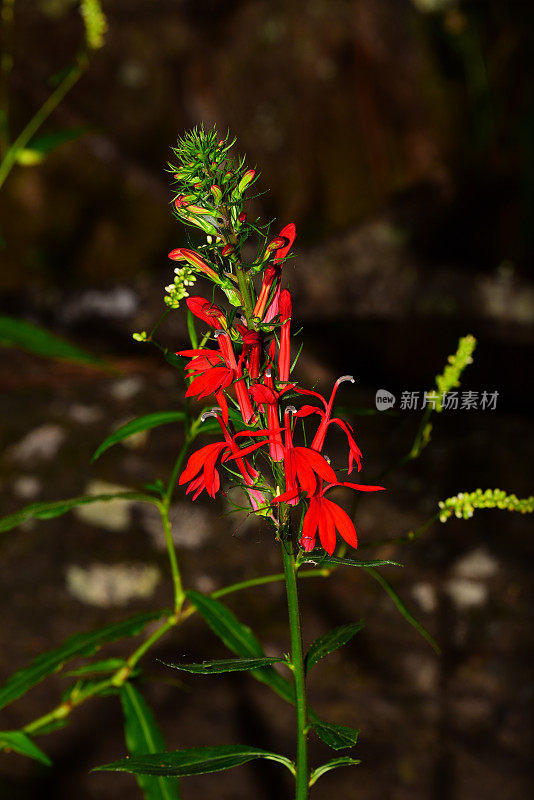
[{"xmin": 0, "ymin": 1, "xmax": 533, "ymax": 799}]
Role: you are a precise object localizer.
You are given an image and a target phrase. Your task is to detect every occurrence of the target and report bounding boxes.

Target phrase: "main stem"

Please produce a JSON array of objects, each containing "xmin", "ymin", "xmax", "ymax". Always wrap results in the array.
[{"xmin": 281, "ymin": 530, "xmax": 309, "ymax": 799}]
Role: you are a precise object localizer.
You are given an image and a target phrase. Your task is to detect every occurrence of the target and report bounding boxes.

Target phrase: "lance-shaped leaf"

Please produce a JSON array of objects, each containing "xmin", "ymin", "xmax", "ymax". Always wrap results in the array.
[
  {"xmin": 309, "ymin": 757, "xmax": 361, "ymax": 786},
  {"xmin": 364, "ymin": 567, "xmax": 440, "ymax": 654},
  {"xmin": 0, "ymin": 610, "xmax": 169, "ymax": 710},
  {"xmin": 120, "ymin": 684, "xmax": 181, "ymax": 800},
  {"xmin": 65, "ymin": 658, "xmax": 127, "ymax": 678},
  {"xmin": 309, "ymin": 719, "xmax": 359, "ymax": 750},
  {"xmin": 16, "ymin": 127, "xmax": 88, "ymax": 164},
  {"xmin": 302, "ymin": 555, "xmax": 403, "ymax": 569},
  {"xmin": 186, "ymin": 591, "xmax": 294, "ymax": 703},
  {"xmin": 160, "ymin": 656, "xmax": 286, "ymax": 675},
  {"xmin": 187, "ymin": 593, "xmax": 356, "ymax": 748},
  {"xmin": 0, "ymin": 315, "xmax": 109, "ymax": 368},
  {"xmin": 93, "ymin": 744, "xmax": 295, "ymax": 777},
  {"xmin": 92, "ymin": 412, "xmax": 187, "ymax": 461},
  {"xmin": 305, "ymin": 622, "xmax": 364, "ymax": 674},
  {"xmin": 0, "ymin": 731, "xmax": 52, "ymax": 766},
  {"xmin": 0, "ymin": 492, "xmax": 157, "ymax": 534}
]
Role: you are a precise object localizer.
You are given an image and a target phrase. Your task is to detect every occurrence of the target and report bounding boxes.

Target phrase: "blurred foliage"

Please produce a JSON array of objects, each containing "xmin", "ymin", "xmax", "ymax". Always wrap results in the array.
[{"xmin": 0, "ymin": 0, "xmax": 533, "ymax": 289}]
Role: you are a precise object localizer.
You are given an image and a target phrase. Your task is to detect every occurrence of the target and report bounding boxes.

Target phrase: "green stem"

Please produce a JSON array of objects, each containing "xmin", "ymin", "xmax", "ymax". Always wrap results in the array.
[
  {"xmin": 164, "ymin": 436, "xmax": 192, "ymax": 504},
  {"xmin": 16, "ymin": 567, "xmax": 328, "ymax": 743},
  {"xmin": 0, "ymin": 56, "xmax": 85, "ymax": 190},
  {"xmin": 158, "ymin": 503, "xmax": 184, "ymax": 615},
  {"xmin": 186, "ymin": 309, "xmax": 198, "ymax": 349},
  {"xmin": 281, "ymin": 534, "xmax": 309, "ymax": 799}
]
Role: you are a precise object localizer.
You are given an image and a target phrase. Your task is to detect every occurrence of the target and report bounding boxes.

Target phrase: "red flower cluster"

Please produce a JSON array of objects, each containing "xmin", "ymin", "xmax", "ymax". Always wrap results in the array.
[{"xmin": 177, "ymin": 224, "xmax": 384, "ymax": 554}]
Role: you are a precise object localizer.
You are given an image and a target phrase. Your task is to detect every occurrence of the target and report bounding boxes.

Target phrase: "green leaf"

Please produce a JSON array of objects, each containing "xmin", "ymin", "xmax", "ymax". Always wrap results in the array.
[
  {"xmin": 120, "ymin": 683, "xmax": 180, "ymax": 800},
  {"xmin": 0, "ymin": 610, "xmax": 169, "ymax": 711},
  {"xmin": 305, "ymin": 555, "xmax": 403, "ymax": 569},
  {"xmin": 92, "ymin": 412, "xmax": 187, "ymax": 461},
  {"xmin": 0, "ymin": 731, "xmax": 52, "ymax": 766},
  {"xmin": 160, "ymin": 656, "xmax": 286, "ymax": 675},
  {"xmin": 310, "ymin": 720, "xmax": 360, "ymax": 750},
  {"xmin": 0, "ymin": 492, "xmax": 157, "ymax": 533},
  {"xmin": 186, "ymin": 591, "xmax": 294, "ymax": 703},
  {"xmin": 309, "ymin": 757, "xmax": 361, "ymax": 786},
  {"xmin": 93, "ymin": 744, "xmax": 295, "ymax": 777},
  {"xmin": 24, "ymin": 127, "xmax": 88, "ymax": 156},
  {"xmin": 65, "ymin": 658, "xmax": 127, "ymax": 677},
  {"xmin": 365, "ymin": 567, "xmax": 440, "ymax": 654},
  {"xmin": 305, "ymin": 622, "xmax": 364, "ymax": 674},
  {"xmin": 0, "ymin": 315, "xmax": 109, "ymax": 368}
]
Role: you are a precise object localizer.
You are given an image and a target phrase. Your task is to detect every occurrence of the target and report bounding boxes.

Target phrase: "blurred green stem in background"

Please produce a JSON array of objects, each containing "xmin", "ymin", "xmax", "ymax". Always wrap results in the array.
[
  {"xmin": 0, "ymin": 0, "xmax": 15, "ymax": 159},
  {"xmin": 0, "ymin": 56, "xmax": 86, "ymax": 190},
  {"xmin": 0, "ymin": 0, "xmax": 108, "ymax": 190}
]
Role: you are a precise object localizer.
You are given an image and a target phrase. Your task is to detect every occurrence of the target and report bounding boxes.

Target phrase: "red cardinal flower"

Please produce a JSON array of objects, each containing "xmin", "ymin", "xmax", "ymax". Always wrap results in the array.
[
  {"xmin": 177, "ymin": 329, "xmax": 256, "ymax": 426},
  {"xmin": 235, "ymin": 322, "xmax": 262, "ymax": 381},
  {"xmin": 179, "ymin": 409, "xmax": 267, "ymax": 511},
  {"xmin": 295, "ymin": 375, "xmax": 363, "ymax": 473},
  {"xmin": 168, "ymin": 249, "xmax": 220, "ymax": 282},
  {"xmin": 273, "ymin": 407, "xmax": 337, "ymax": 505},
  {"xmin": 179, "ymin": 440, "xmax": 227, "ymax": 499},
  {"xmin": 253, "ymin": 223, "xmax": 296, "ymax": 321},
  {"xmin": 186, "ymin": 296, "xmax": 226, "ymax": 329},
  {"xmin": 278, "ymin": 289, "xmax": 292, "ymax": 383},
  {"xmin": 249, "ymin": 368, "xmax": 295, "ymax": 461},
  {"xmin": 298, "ymin": 481, "xmax": 385, "ymax": 554}
]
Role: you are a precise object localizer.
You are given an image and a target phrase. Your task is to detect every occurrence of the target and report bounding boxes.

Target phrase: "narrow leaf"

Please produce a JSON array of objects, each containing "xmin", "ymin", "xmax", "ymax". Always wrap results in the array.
[
  {"xmin": 92, "ymin": 412, "xmax": 187, "ymax": 461},
  {"xmin": 304, "ymin": 555, "xmax": 403, "ymax": 569},
  {"xmin": 93, "ymin": 744, "xmax": 295, "ymax": 777},
  {"xmin": 0, "ymin": 610, "xmax": 169, "ymax": 710},
  {"xmin": 0, "ymin": 315, "xmax": 108, "ymax": 368},
  {"xmin": 310, "ymin": 719, "xmax": 359, "ymax": 750},
  {"xmin": 120, "ymin": 683, "xmax": 180, "ymax": 800},
  {"xmin": 0, "ymin": 492, "xmax": 158, "ymax": 533},
  {"xmin": 186, "ymin": 591, "xmax": 295, "ymax": 703},
  {"xmin": 25, "ymin": 127, "xmax": 88, "ymax": 155},
  {"xmin": 65, "ymin": 658, "xmax": 127, "ymax": 677},
  {"xmin": 365, "ymin": 567, "xmax": 440, "ymax": 654},
  {"xmin": 160, "ymin": 656, "xmax": 286, "ymax": 675},
  {"xmin": 309, "ymin": 757, "xmax": 361, "ymax": 786},
  {"xmin": 0, "ymin": 731, "xmax": 52, "ymax": 766},
  {"xmin": 305, "ymin": 622, "xmax": 364, "ymax": 674}
]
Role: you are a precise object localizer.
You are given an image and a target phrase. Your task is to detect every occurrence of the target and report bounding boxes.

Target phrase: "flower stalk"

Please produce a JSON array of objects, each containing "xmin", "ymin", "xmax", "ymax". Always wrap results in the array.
[{"xmin": 281, "ymin": 520, "xmax": 310, "ymax": 799}]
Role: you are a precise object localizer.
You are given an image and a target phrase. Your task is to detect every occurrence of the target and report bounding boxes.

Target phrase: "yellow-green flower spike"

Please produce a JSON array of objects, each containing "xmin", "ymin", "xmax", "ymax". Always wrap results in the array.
[
  {"xmin": 434, "ymin": 334, "xmax": 477, "ymax": 412},
  {"xmin": 438, "ymin": 489, "xmax": 534, "ymax": 522}
]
